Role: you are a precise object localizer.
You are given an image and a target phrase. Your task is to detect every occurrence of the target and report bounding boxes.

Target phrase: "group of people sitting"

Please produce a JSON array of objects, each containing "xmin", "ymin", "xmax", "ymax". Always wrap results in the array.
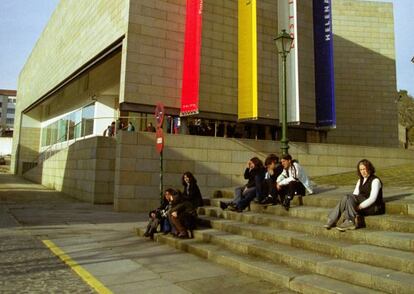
[
  {"xmin": 143, "ymin": 171, "xmax": 203, "ymax": 239},
  {"xmin": 143, "ymin": 156, "xmax": 386, "ymax": 238},
  {"xmin": 220, "ymin": 154, "xmax": 313, "ymax": 212},
  {"xmin": 219, "ymin": 154, "xmax": 385, "ymax": 232}
]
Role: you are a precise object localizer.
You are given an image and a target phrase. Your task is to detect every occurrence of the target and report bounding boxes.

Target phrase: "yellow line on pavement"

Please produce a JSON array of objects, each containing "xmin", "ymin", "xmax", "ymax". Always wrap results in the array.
[{"xmin": 42, "ymin": 239, "xmax": 112, "ymax": 294}]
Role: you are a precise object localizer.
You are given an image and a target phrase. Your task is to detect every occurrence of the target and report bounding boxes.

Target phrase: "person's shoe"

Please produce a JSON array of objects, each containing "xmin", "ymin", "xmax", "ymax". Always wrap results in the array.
[
  {"xmin": 283, "ymin": 196, "xmax": 291, "ymax": 211},
  {"xmin": 220, "ymin": 201, "xmax": 228, "ymax": 210},
  {"xmin": 260, "ymin": 196, "xmax": 274, "ymax": 205},
  {"xmin": 143, "ymin": 231, "xmax": 150, "ymax": 237},
  {"xmin": 323, "ymin": 219, "xmax": 336, "ymax": 230},
  {"xmin": 227, "ymin": 205, "xmax": 238, "ymax": 212},
  {"xmin": 336, "ymin": 220, "xmax": 356, "ymax": 232}
]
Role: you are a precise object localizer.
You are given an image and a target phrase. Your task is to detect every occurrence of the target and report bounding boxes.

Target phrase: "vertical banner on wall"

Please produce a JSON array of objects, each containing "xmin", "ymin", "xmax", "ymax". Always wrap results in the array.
[
  {"xmin": 238, "ymin": 0, "xmax": 258, "ymax": 120},
  {"xmin": 313, "ymin": 0, "xmax": 336, "ymax": 127},
  {"xmin": 277, "ymin": 0, "xmax": 300, "ymax": 123},
  {"xmin": 180, "ymin": 0, "xmax": 204, "ymax": 116}
]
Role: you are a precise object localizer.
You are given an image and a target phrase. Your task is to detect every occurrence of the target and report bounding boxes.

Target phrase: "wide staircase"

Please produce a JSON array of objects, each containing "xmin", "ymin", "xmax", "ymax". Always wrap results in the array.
[{"xmin": 136, "ymin": 186, "xmax": 414, "ymax": 293}]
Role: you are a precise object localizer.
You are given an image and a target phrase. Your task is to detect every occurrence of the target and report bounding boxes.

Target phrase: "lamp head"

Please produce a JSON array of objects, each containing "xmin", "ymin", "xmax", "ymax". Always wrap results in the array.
[{"xmin": 274, "ymin": 29, "xmax": 294, "ymax": 55}]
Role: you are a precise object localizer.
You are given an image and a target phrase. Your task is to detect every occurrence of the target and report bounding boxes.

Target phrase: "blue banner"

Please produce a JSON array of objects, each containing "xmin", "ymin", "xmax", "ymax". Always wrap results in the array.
[{"xmin": 313, "ymin": 0, "xmax": 336, "ymax": 128}]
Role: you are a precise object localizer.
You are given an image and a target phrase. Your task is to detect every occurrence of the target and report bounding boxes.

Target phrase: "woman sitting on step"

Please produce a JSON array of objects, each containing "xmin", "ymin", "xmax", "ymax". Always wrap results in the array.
[
  {"xmin": 220, "ymin": 157, "xmax": 265, "ymax": 212},
  {"xmin": 182, "ymin": 171, "xmax": 204, "ymax": 209},
  {"xmin": 324, "ymin": 159, "xmax": 385, "ymax": 231}
]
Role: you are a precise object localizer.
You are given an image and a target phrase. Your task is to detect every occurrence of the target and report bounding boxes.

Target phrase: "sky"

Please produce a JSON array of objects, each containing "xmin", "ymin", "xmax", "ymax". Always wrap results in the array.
[{"xmin": 0, "ymin": 0, "xmax": 413, "ymax": 95}]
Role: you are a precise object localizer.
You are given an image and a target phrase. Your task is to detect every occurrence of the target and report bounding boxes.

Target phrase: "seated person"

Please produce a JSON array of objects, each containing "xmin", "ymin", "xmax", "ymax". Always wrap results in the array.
[
  {"xmin": 324, "ymin": 159, "xmax": 385, "ymax": 231},
  {"xmin": 260, "ymin": 154, "xmax": 284, "ymax": 205},
  {"xmin": 276, "ymin": 154, "xmax": 313, "ymax": 211},
  {"xmin": 220, "ymin": 157, "xmax": 265, "ymax": 212},
  {"xmin": 182, "ymin": 171, "xmax": 203, "ymax": 209},
  {"xmin": 143, "ymin": 190, "xmax": 172, "ymax": 238},
  {"xmin": 168, "ymin": 188, "xmax": 196, "ymax": 239}
]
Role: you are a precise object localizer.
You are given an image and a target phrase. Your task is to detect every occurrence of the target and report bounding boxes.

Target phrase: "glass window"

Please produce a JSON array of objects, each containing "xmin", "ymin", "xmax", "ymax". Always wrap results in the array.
[
  {"xmin": 6, "ymin": 118, "xmax": 14, "ymax": 124},
  {"xmin": 7, "ymin": 108, "xmax": 15, "ymax": 114},
  {"xmin": 82, "ymin": 103, "xmax": 94, "ymax": 136},
  {"xmin": 57, "ymin": 119, "xmax": 67, "ymax": 142},
  {"xmin": 73, "ymin": 110, "xmax": 82, "ymax": 139},
  {"xmin": 41, "ymin": 103, "xmax": 95, "ymax": 147},
  {"xmin": 50, "ymin": 122, "xmax": 58, "ymax": 145},
  {"xmin": 68, "ymin": 112, "xmax": 76, "ymax": 140}
]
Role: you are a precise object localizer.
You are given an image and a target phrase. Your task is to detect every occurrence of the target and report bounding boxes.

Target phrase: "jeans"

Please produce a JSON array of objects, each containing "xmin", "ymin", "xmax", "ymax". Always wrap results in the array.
[{"xmin": 327, "ymin": 194, "xmax": 359, "ymax": 224}]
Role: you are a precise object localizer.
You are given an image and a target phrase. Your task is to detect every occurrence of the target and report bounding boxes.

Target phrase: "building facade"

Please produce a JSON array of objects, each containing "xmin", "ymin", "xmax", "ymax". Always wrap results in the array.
[
  {"xmin": 11, "ymin": 0, "xmax": 410, "ymax": 210},
  {"xmin": 0, "ymin": 89, "xmax": 16, "ymax": 135}
]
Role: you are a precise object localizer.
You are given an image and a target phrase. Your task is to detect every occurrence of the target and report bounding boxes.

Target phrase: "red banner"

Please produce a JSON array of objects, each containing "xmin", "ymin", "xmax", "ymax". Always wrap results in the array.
[{"xmin": 180, "ymin": 0, "xmax": 203, "ymax": 116}]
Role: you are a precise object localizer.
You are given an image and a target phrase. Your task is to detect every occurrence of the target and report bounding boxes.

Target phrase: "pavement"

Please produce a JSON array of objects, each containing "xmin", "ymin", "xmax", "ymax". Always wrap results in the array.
[{"xmin": 0, "ymin": 172, "xmax": 290, "ymax": 294}]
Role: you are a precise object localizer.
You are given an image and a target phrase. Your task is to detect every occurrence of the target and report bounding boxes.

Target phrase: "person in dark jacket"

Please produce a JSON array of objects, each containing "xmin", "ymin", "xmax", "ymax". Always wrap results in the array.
[
  {"xmin": 143, "ymin": 190, "xmax": 172, "ymax": 239},
  {"xmin": 220, "ymin": 157, "xmax": 265, "ymax": 212},
  {"xmin": 182, "ymin": 172, "xmax": 203, "ymax": 209},
  {"xmin": 260, "ymin": 154, "xmax": 284, "ymax": 205},
  {"xmin": 324, "ymin": 159, "xmax": 385, "ymax": 231},
  {"xmin": 168, "ymin": 188, "xmax": 196, "ymax": 238}
]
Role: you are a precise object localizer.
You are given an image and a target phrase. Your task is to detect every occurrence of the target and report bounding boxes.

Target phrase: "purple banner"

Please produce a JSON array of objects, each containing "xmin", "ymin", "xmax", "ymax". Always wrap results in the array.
[{"xmin": 313, "ymin": 0, "xmax": 336, "ymax": 128}]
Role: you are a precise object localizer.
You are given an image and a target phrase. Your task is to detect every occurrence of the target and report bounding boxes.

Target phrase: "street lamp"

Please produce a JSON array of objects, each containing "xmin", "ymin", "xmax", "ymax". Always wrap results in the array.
[{"xmin": 274, "ymin": 29, "xmax": 294, "ymax": 155}]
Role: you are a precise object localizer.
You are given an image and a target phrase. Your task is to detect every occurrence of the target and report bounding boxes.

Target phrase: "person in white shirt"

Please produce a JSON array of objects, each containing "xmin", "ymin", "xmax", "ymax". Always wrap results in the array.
[
  {"xmin": 324, "ymin": 159, "xmax": 385, "ymax": 231},
  {"xmin": 276, "ymin": 154, "xmax": 313, "ymax": 211}
]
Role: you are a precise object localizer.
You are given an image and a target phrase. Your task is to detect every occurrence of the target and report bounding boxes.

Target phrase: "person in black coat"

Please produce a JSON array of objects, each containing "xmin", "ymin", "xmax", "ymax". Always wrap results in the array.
[
  {"xmin": 220, "ymin": 157, "xmax": 265, "ymax": 212},
  {"xmin": 143, "ymin": 190, "xmax": 172, "ymax": 239},
  {"xmin": 182, "ymin": 172, "xmax": 203, "ymax": 209},
  {"xmin": 168, "ymin": 188, "xmax": 196, "ymax": 239},
  {"xmin": 260, "ymin": 154, "xmax": 284, "ymax": 205}
]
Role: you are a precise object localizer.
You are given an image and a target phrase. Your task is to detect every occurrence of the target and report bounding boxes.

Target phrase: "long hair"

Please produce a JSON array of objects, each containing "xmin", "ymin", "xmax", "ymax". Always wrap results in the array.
[
  {"xmin": 250, "ymin": 157, "xmax": 264, "ymax": 169},
  {"xmin": 165, "ymin": 188, "xmax": 180, "ymax": 201},
  {"xmin": 182, "ymin": 171, "xmax": 197, "ymax": 186},
  {"xmin": 357, "ymin": 159, "xmax": 375, "ymax": 179}
]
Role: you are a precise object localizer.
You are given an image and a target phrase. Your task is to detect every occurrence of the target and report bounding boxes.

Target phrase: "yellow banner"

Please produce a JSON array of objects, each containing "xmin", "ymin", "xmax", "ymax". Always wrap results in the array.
[{"xmin": 238, "ymin": 0, "xmax": 258, "ymax": 120}]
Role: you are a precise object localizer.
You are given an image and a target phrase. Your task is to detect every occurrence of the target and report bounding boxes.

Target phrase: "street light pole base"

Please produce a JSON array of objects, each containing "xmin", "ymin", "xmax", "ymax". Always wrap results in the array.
[{"xmin": 280, "ymin": 139, "xmax": 290, "ymax": 155}]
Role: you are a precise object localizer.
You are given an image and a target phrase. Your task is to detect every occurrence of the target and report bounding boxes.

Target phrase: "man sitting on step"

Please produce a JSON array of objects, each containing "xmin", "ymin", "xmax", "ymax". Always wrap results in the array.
[{"xmin": 276, "ymin": 154, "xmax": 313, "ymax": 211}]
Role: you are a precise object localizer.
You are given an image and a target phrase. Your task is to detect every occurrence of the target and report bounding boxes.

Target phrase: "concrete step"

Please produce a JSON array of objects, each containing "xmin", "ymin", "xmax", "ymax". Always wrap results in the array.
[
  {"xmin": 136, "ymin": 226, "xmax": 383, "ymax": 294},
  {"xmin": 192, "ymin": 228, "xmax": 414, "ymax": 294},
  {"xmin": 211, "ymin": 198, "xmax": 414, "ymax": 234},
  {"xmin": 199, "ymin": 206, "xmax": 414, "ymax": 252},
  {"xmin": 212, "ymin": 187, "xmax": 414, "ymax": 216},
  {"xmin": 200, "ymin": 216, "xmax": 414, "ymax": 274},
  {"xmin": 297, "ymin": 193, "xmax": 414, "ymax": 217}
]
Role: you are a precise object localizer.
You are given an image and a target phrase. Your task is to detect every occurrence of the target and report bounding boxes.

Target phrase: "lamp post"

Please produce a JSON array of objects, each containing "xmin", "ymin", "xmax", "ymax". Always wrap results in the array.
[{"xmin": 274, "ymin": 29, "xmax": 294, "ymax": 155}]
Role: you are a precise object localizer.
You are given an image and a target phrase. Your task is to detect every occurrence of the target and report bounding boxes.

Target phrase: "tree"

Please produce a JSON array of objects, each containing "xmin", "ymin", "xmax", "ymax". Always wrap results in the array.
[
  {"xmin": 398, "ymin": 90, "xmax": 414, "ymax": 128},
  {"xmin": 397, "ymin": 90, "xmax": 414, "ymax": 145}
]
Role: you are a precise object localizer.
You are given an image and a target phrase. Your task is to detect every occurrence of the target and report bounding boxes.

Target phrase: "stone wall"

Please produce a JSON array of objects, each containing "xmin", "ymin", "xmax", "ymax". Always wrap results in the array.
[
  {"xmin": 13, "ymin": 0, "xmax": 128, "ymax": 174},
  {"xmin": 331, "ymin": 0, "xmax": 398, "ymax": 147},
  {"xmin": 114, "ymin": 131, "xmax": 414, "ymax": 212},
  {"xmin": 24, "ymin": 136, "xmax": 115, "ymax": 204}
]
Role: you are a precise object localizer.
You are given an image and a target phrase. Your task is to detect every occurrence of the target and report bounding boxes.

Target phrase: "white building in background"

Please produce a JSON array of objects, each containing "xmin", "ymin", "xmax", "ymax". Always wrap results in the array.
[{"xmin": 0, "ymin": 89, "xmax": 16, "ymax": 135}]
